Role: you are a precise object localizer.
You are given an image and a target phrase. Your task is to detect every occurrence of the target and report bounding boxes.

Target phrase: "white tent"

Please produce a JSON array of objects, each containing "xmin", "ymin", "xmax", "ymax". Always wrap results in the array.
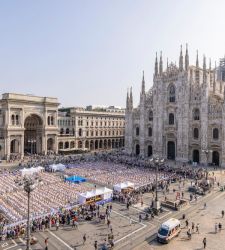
[
  {"xmin": 49, "ymin": 163, "xmax": 66, "ymax": 172},
  {"xmin": 113, "ymin": 181, "xmax": 135, "ymax": 192},
  {"xmin": 20, "ymin": 166, "xmax": 44, "ymax": 176},
  {"xmin": 78, "ymin": 187, "xmax": 113, "ymax": 204}
]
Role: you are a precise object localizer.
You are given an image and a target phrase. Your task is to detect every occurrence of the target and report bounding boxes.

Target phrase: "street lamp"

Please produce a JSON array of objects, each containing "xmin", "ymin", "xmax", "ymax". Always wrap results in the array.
[
  {"xmin": 202, "ymin": 149, "xmax": 212, "ymax": 180},
  {"xmin": 15, "ymin": 175, "xmax": 41, "ymax": 250},
  {"xmin": 150, "ymin": 155, "xmax": 165, "ymax": 215}
]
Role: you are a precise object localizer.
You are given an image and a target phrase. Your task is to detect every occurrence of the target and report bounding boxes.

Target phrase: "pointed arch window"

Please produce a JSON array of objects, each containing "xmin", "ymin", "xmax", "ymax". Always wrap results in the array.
[
  {"xmin": 193, "ymin": 108, "xmax": 200, "ymax": 120},
  {"xmin": 149, "ymin": 110, "xmax": 153, "ymax": 121},
  {"xmin": 169, "ymin": 113, "xmax": 175, "ymax": 125},
  {"xmin": 213, "ymin": 128, "xmax": 219, "ymax": 140},
  {"xmin": 168, "ymin": 84, "xmax": 176, "ymax": 102},
  {"xmin": 193, "ymin": 128, "xmax": 199, "ymax": 139},
  {"xmin": 148, "ymin": 127, "xmax": 152, "ymax": 137},
  {"xmin": 136, "ymin": 127, "xmax": 139, "ymax": 136}
]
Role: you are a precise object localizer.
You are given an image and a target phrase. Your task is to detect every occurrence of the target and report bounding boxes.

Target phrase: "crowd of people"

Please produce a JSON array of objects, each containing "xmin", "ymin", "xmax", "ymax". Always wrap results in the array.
[
  {"xmin": 0, "ymin": 170, "xmax": 93, "ymax": 224},
  {"xmin": 0, "ymin": 149, "xmax": 209, "ymax": 247}
]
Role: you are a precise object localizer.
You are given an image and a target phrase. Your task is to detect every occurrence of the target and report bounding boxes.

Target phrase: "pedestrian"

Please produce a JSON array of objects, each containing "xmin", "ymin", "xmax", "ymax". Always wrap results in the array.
[
  {"xmin": 203, "ymin": 237, "xmax": 206, "ymax": 249},
  {"xmin": 218, "ymin": 222, "xmax": 222, "ymax": 232},
  {"xmin": 139, "ymin": 214, "xmax": 142, "ymax": 223},
  {"xmin": 187, "ymin": 228, "xmax": 191, "ymax": 240},
  {"xmin": 196, "ymin": 223, "xmax": 199, "ymax": 234},
  {"xmin": 94, "ymin": 240, "xmax": 98, "ymax": 250},
  {"xmin": 204, "ymin": 202, "xmax": 206, "ymax": 209},
  {"xmin": 83, "ymin": 234, "xmax": 86, "ymax": 245},
  {"xmin": 185, "ymin": 219, "xmax": 189, "ymax": 228},
  {"xmin": 222, "ymin": 210, "xmax": 224, "ymax": 218},
  {"xmin": 215, "ymin": 223, "xmax": 218, "ymax": 233},
  {"xmin": 56, "ymin": 220, "xmax": 59, "ymax": 231},
  {"xmin": 44, "ymin": 237, "xmax": 49, "ymax": 250},
  {"xmin": 191, "ymin": 222, "xmax": 195, "ymax": 232},
  {"xmin": 129, "ymin": 217, "xmax": 132, "ymax": 226}
]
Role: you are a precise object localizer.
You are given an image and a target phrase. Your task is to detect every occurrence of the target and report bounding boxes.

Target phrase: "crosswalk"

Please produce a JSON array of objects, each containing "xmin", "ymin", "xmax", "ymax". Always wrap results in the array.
[{"xmin": 0, "ymin": 238, "xmax": 26, "ymax": 250}]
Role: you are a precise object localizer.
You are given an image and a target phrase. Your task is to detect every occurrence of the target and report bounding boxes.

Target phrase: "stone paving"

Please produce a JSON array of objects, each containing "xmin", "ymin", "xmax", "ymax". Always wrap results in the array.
[
  {"xmin": 1, "ymin": 169, "xmax": 225, "ymax": 250},
  {"xmin": 133, "ymin": 172, "xmax": 225, "ymax": 250}
]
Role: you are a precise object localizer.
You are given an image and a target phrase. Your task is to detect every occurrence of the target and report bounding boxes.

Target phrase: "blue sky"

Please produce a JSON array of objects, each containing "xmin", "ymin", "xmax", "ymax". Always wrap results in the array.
[{"xmin": 0, "ymin": 0, "xmax": 225, "ymax": 107}]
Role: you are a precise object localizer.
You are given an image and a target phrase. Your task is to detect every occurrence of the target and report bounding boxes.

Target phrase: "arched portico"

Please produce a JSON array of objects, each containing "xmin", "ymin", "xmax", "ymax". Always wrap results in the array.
[{"xmin": 24, "ymin": 114, "xmax": 43, "ymax": 154}]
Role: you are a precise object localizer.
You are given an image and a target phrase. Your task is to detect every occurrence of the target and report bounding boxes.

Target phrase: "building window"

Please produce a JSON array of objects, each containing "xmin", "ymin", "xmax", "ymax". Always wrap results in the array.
[
  {"xmin": 47, "ymin": 116, "xmax": 50, "ymax": 125},
  {"xmin": 193, "ymin": 108, "xmax": 200, "ymax": 120},
  {"xmin": 79, "ymin": 128, "xmax": 82, "ymax": 137},
  {"xmin": 169, "ymin": 113, "xmax": 174, "ymax": 125},
  {"xmin": 136, "ymin": 127, "xmax": 139, "ymax": 136},
  {"xmin": 213, "ymin": 128, "xmax": 219, "ymax": 140},
  {"xmin": 66, "ymin": 128, "xmax": 70, "ymax": 134},
  {"xmin": 168, "ymin": 84, "xmax": 176, "ymax": 102},
  {"xmin": 11, "ymin": 115, "xmax": 15, "ymax": 125},
  {"xmin": 51, "ymin": 116, "xmax": 54, "ymax": 125},
  {"xmin": 148, "ymin": 127, "xmax": 152, "ymax": 137},
  {"xmin": 149, "ymin": 110, "xmax": 153, "ymax": 121},
  {"xmin": 60, "ymin": 128, "xmax": 64, "ymax": 135},
  {"xmin": 16, "ymin": 115, "xmax": 19, "ymax": 125},
  {"xmin": 193, "ymin": 128, "xmax": 199, "ymax": 139}
]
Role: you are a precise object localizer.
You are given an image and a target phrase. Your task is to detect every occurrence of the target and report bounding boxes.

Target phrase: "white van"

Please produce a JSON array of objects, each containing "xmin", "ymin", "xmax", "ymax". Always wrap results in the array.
[{"xmin": 157, "ymin": 218, "xmax": 181, "ymax": 243}]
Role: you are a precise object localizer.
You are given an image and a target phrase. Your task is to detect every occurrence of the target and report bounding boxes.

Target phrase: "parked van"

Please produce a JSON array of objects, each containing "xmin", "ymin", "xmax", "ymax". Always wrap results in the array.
[{"xmin": 157, "ymin": 218, "xmax": 181, "ymax": 243}]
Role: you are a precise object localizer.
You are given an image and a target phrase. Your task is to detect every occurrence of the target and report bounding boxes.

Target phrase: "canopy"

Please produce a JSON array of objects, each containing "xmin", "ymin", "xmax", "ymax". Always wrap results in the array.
[
  {"xmin": 49, "ymin": 163, "xmax": 66, "ymax": 171},
  {"xmin": 65, "ymin": 175, "xmax": 86, "ymax": 183},
  {"xmin": 20, "ymin": 166, "xmax": 44, "ymax": 176},
  {"xmin": 78, "ymin": 187, "xmax": 112, "ymax": 204},
  {"xmin": 113, "ymin": 181, "xmax": 135, "ymax": 192}
]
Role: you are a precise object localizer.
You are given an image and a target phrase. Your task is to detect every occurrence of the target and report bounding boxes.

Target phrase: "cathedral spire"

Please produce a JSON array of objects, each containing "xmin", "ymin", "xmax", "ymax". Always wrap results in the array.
[
  {"xmin": 223, "ymin": 86, "xmax": 225, "ymax": 103},
  {"xmin": 196, "ymin": 50, "xmax": 199, "ymax": 68},
  {"xmin": 130, "ymin": 87, "xmax": 133, "ymax": 108},
  {"xmin": 126, "ymin": 88, "xmax": 130, "ymax": 109},
  {"xmin": 213, "ymin": 61, "xmax": 216, "ymax": 93},
  {"xmin": 179, "ymin": 45, "xmax": 183, "ymax": 71},
  {"xmin": 203, "ymin": 55, "xmax": 207, "ymax": 84},
  {"xmin": 141, "ymin": 70, "xmax": 145, "ymax": 94},
  {"xmin": 159, "ymin": 51, "xmax": 163, "ymax": 75},
  {"xmin": 154, "ymin": 52, "xmax": 158, "ymax": 76},
  {"xmin": 209, "ymin": 58, "xmax": 212, "ymax": 87},
  {"xmin": 203, "ymin": 55, "xmax": 206, "ymax": 71},
  {"xmin": 185, "ymin": 43, "xmax": 189, "ymax": 71}
]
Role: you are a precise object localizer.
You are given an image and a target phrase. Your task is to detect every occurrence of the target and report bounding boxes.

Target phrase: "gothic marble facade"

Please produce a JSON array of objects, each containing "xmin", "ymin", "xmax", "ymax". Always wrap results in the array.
[{"xmin": 125, "ymin": 46, "xmax": 225, "ymax": 166}]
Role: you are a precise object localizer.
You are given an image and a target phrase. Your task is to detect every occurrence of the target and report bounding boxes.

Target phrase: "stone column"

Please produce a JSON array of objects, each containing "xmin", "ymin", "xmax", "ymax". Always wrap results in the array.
[
  {"xmin": 42, "ymin": 134, "xmax": 47, "ymax": 155},
  {"xmin": 55, "ymin": 135, "xmax": 58, "ymax": 154},
  {"xmin": 21, "ymin": 135, "xmax": 24, "ymax": 159},
  {"xmin": 6, "ymin": 136, "xmax": 10, "ymax": 160}
]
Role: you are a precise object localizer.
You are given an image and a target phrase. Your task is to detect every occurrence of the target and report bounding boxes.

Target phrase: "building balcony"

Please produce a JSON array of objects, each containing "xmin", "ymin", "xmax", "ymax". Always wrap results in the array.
[{"xmin": 164, "ymin": 123, "xmax": 177, "ymax": 132}]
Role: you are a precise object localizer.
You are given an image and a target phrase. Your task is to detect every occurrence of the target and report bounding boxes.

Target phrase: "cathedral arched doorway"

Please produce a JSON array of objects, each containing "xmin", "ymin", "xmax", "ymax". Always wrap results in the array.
[
  {"xmin": 136, "ymin": 144, "xmax": 140, "ymax": 156},
  {"xmin": 193, "ymin": 149, "xmax": 199, "ymax": 163},
  {"xmin": 148, "ymin": 145, "xmax": 152, "ymax": 157},
  {"xmin": 212, "ymin": 151, "xmax": 220, "ymax": 166},
  {"xmin": 24, "ymin": 114, "xmax": 43, "ymax": 154},
  {"xmin": 167, "ymin": 141, "xmax": 175, "ymax": 160}
]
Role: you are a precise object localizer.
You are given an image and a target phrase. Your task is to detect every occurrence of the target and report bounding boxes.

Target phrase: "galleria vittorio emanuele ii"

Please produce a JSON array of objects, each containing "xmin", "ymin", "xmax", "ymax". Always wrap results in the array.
[{"xmin": 1, "ymin": 1, "xmax": 225, "ymax": 250}]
